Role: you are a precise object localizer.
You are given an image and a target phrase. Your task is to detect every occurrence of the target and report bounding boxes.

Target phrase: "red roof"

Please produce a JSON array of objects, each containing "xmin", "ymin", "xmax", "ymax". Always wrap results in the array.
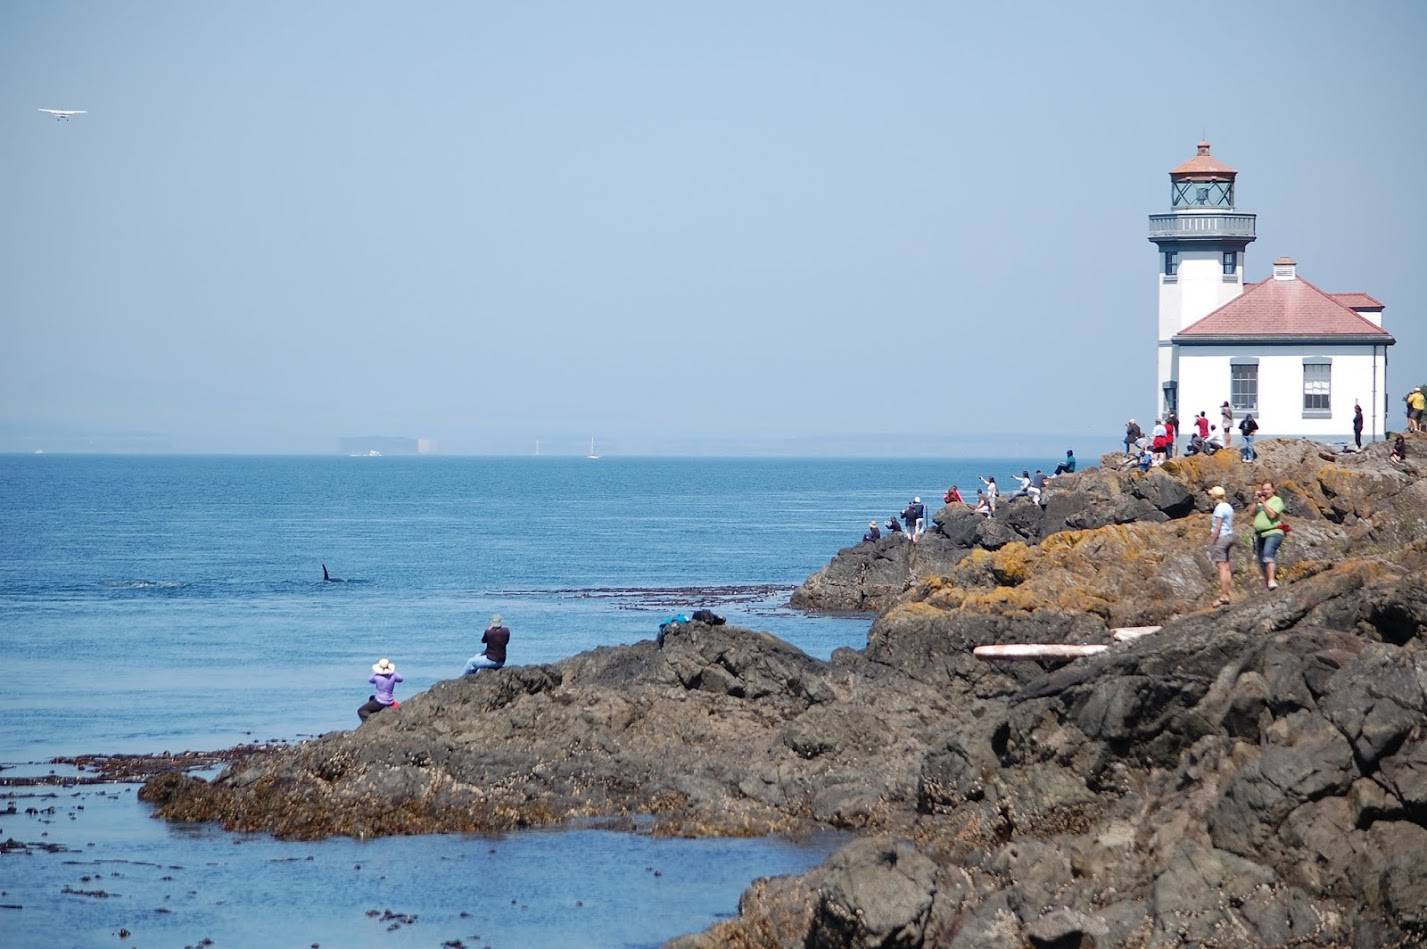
[
  {"xmin": 1170, "ymin": 140, "xmax": 1236, "ymax": 179},
  {"xmin": 1329, "ymin": 292, "xmax": 1384, "ymax": 310},
  {"xmin": 1176, "ymin": 272, "xmax": 1393, "ymax": 341}
]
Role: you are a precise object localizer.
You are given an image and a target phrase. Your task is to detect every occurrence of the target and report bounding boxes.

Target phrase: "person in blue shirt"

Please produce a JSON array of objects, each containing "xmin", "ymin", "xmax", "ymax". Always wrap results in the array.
[{"xmin": 1054, "ymin": 450, "xmax": 1076, "ymax": 475}]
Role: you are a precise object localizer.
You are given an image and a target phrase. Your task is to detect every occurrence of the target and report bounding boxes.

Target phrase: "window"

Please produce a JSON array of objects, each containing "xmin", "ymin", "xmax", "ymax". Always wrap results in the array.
[
  {"xmin": 1231, "ymin": 363, "xmax": 1258, "ymax": 412},
  {"xmin": 1163, "ymin": 251, "xmax": 1179, "ymax": 277},
  {"xmin": 1303, "ymin": 361, "xmax": 1331, "ymax": 416},
  {"xmin": 1222, "ymin": 251, "xmax": 1237, "ymax": 275}
]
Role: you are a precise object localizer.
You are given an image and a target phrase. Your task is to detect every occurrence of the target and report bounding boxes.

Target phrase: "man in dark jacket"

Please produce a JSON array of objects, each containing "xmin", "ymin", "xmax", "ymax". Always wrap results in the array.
[
  {"xmin": 1124, "ymin": 419, "xmax": 1142, "ymax": 456},
  {"xmin": 901, "ymin": 497, "xmax": 926, "ymax": 543},
  {"xmin": 463, "ymin": 615, "xmax": 511, "ymax": 674}
]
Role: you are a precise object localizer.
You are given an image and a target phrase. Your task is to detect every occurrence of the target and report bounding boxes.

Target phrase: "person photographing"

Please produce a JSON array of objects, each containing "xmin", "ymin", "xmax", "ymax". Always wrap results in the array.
[{"xmin": 1251, "ymin": 481, "xmax": 1286, "ymax": 591}]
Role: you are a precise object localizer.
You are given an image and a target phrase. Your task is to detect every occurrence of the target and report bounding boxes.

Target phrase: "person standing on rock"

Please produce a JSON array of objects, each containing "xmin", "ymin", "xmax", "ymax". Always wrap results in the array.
[
  {"xmin": 901, "ymin": 497, "xmax": 926, "ymax": 543},
  {"xmin": 1353, "ymin": 402, "xmax": 1365, "ymax": 450},
  {"xmin": 1165, "ymin": 414, "xmax": 1179, "ymax": 458},
  {"xmin": 1252, "ymin": 481, "xmax": 1285, "ymax": 591},
  {"xmin": 464, "ymin": 615, "xmax": 511, "ymax": 675},
  {"xmin": 1406, "ymin": 387, "xmax": 1425, "ymax": 433},
  {"xmin": 1221, "ymin": 402, "xmax": 1234, "ymax": 448},
  {"xmin": 1206, "ymin": 486, "xmax": 1236, "ymax": 606},
  {"xmin": 862, "ymin": 520, "xmax": 881, "ymax": 543},
  {"xmin": 1239, "ymin": 414, "xmax": 1259, "ymax": 462},
  {"xmin": 358, "ymin": 658, "xmax": 403, "ymax": 721},
  {"xmin": 1125, "ymin": 419, "xmax": 1142, "ymax": 457},
  {"xmin": 979, "ymin": 475, "xmax": 998, "ymax": 515}
]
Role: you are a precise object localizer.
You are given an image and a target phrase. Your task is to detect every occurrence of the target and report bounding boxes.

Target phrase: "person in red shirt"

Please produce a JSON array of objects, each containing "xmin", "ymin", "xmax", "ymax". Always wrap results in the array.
[
  {"xmin": 1195, "ymin": 412, "xmax": 1211, "ymax": 439},
  {"xmin": 944, "ymin": 485, "xmax": 964, "ymax": 504}
]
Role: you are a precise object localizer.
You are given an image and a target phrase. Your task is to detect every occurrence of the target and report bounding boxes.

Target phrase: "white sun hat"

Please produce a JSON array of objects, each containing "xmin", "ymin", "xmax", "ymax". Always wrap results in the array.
[{"xmin": 372, "ymin": 658, "xmax": 397, "ymax": 675}]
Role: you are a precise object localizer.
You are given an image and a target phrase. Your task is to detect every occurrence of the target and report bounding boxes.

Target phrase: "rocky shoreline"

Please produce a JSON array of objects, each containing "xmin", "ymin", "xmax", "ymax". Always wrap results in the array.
[{"xmin": 140, "ymin": 437, "xmax": 1427, "ymax": 946}]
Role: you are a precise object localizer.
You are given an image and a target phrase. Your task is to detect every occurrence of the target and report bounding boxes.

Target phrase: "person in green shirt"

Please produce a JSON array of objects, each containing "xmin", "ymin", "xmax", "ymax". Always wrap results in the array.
[{"xmin": 1251, "ymin": 480, "xmax": 1285, "ymax": 590}]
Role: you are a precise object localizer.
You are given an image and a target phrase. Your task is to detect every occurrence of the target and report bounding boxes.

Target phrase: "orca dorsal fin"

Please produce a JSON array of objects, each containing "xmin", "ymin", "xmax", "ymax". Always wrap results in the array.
[{"xmin": 323, "ymin": 563, "xmax": 331, "ymax": 582}]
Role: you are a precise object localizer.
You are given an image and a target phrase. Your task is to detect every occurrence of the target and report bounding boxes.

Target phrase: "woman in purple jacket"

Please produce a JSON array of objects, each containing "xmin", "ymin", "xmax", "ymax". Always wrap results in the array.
[{"xmin": 357, "ymin": 658, "xmax": 403, "ymax": 721}]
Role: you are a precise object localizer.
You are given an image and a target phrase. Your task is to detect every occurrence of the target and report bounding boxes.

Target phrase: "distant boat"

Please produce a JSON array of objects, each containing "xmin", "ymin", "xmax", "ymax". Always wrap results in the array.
[{"xmin": 586, "ymin": 437, "xmax": 600, "ymax": 460}]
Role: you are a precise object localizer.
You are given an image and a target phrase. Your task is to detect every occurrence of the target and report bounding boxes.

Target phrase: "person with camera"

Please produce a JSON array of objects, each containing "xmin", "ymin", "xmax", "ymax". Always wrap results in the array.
[{"xmin": 1251, "ymin": 480, "xmax": 1286, "ymax": 591}]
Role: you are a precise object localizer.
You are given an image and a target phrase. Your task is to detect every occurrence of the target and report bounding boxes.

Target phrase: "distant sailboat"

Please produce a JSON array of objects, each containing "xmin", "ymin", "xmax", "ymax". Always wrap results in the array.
[{"xmin": 586, "ymin": 437, "xmax": 600, "ymax": 460}]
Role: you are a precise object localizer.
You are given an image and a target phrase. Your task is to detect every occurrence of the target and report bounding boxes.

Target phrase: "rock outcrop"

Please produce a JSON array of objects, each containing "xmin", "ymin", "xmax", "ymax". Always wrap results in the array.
[
  {"xmin": 140, "ymin": 436, "xmax": 1427, "ymax": 946},
  {"xmin": 793, "ymin": 438, "xmax": 1427, "ymax": 612}
]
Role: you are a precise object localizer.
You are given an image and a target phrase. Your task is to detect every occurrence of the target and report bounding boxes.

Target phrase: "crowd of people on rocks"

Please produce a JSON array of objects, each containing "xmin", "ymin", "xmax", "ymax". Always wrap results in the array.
[
  {"xmin": 1124, "ymin": 402, "xmax": 1263, "ymax": 469},
  {"xmin": 356, "ymin": 614, "xmax": 514, "ymax": 721},
  {"xmin": 858, "ymin": 451, "xmax": 1080, "ymax": 542}
]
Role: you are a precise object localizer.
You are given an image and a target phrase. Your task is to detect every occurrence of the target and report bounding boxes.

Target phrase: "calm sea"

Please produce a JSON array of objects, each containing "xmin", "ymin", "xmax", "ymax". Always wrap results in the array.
[{"xmin": 0, "ymin": 454, "xmax": 1038, "ymax": 947}]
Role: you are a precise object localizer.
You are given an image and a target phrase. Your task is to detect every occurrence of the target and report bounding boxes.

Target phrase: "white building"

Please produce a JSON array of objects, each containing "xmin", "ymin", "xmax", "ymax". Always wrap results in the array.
[{"xmin": 1150, "ymin": 142, "xmax": 1395, "ymax": 442}]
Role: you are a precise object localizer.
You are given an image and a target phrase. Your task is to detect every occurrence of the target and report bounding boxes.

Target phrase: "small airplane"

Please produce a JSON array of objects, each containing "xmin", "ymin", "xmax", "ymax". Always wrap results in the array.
[{"xmin": 38, "ymin": 108, "xmax": 88, "ymax": 120}]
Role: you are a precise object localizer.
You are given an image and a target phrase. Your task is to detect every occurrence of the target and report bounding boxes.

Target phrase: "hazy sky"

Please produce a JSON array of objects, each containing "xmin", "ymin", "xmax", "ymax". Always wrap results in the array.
[{"xmin": 3, "ymin": 1, "xmax": 1425, "ymax": 454}]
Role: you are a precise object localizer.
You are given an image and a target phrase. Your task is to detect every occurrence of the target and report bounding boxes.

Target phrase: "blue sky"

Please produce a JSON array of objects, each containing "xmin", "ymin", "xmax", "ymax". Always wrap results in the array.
[{"xmin": 3, "ymin": 1, "xmax": 1424, "ymax": 453}]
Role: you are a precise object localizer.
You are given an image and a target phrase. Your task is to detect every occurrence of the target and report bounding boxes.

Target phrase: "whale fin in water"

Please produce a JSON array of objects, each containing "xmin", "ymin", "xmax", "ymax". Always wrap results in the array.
[{"xmin": 322, "ymin": 563, "xmax": 333, "ymax": 582}]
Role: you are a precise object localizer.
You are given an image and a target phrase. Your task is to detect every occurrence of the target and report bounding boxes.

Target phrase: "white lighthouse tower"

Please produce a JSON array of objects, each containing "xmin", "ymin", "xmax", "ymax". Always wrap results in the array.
[{"xmin": 1148, "ymin": 141, "xmax": 1256, "ymax": 418}]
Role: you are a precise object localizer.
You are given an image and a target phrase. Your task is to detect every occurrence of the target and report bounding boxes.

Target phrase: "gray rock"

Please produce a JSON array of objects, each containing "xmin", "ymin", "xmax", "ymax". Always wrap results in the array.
[{"xmin": 808, "ymin": 838, "xmax": 936, "ymax": 948}]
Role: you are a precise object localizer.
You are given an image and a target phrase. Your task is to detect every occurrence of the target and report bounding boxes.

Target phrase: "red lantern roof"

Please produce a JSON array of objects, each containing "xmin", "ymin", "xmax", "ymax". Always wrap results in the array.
[{"xmin": 1170, "ymin": 140, "xmax": 1237, "ymax": 180}]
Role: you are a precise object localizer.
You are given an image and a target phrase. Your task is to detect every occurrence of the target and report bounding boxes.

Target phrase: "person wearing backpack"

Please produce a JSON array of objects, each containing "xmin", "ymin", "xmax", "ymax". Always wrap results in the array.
[
  {"xmin": 1239, "ymin": 414, "xmax": 1259, "ymax": 462},
  {"xmin": 1251, "ymin": 480, "xmax": 1285, "ymax": 590}
]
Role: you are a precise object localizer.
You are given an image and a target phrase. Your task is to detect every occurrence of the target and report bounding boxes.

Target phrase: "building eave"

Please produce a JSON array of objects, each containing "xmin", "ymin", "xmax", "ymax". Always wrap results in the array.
[{"xmin": 1172, "ymin": 334, "xmax": 1396, "ymax": 347}]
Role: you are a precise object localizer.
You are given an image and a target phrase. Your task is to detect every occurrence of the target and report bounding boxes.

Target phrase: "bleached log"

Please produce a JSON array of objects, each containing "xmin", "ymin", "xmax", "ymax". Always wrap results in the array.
[
  {"xmin": 1112, "ymin": 626, "xmax": 1163, "ymax": 642},
  {"xmin": 973, "ymin": 644, "xmax": 1108, "ymax": 660}
]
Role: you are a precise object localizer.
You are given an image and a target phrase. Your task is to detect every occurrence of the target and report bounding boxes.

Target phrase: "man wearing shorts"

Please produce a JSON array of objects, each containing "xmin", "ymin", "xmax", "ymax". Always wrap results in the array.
[{"xmin": 1408, "ymin": 388, "xmax": 1425, "ymax": 433}]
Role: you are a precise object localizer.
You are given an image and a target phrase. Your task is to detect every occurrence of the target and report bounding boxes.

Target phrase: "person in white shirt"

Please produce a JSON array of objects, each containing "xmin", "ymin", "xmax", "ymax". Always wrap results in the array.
[
  {"xmin": 979, "ymin": 475, "xmax": 998, "ymax": 515},
  {"xmin": 1206, "ymin": 485, "xmax": 1236, "ymax": 606},
  {"xmin": 1009, "ymin": 470, "xmax": 1040, "ymax": 505}
]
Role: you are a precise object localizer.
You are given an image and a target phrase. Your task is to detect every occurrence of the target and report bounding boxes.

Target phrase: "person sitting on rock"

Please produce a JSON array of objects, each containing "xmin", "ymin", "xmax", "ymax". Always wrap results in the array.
[
  {"xmin": 973, "ymin": 489, "xmax": 993, "ymax": 517},
  {"xmin": 1009, "ymin": 470, "xmax": 1041, "ymax": 505},
  {"xmin": 1205, "ymin": 426, "xmax": 1224, "ymax": 455},
  {"xmin": 1389, "ymin": 434, "xmax": 1408, "ymax": 465},
  {"xmin": 1031, "ymin": 470, "xmax": 1049, "ymax": 504},
  {"xmin": 1185, "ymin": 431, "xmax": 1206, "ymax": 456},
  {"xmin": 862, "ymin": 520, "xmax": 881, "ymax": 543},
  {"xmin": 358, "ymin": 658, "xmax": 403, "ymax": 721},
  {"xmin": 944, "ymin": 484, "xmax": 965, "ymax": 505},
  {"xmin": 885, "ymin": 515, "xmax": 904, "ymax": 535},
  {"xmin": 463, "ymin": 615, "xmax": 511, "ymax": 675},
  {"xmin": 1053, "ymin": 450, "xmax": 1076, "ymax": 475},
  {"xmin": 1137, "ymin": 446, "xmax": 1154, "ymax": 472},
  {"xmin": 1150, "ymin": 419, "xmax": 1169, "ymax": 463}
]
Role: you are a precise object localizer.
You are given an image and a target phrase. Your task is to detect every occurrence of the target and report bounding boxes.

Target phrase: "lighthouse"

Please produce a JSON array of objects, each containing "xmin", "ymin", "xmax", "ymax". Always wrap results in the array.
[
  {"xmin": 1150, "ymin": 141, "xmax": 1393, "ymax": 443},
  {"xmin": 1148, "ymin": 141, "xmax": 1257, "ymax": 418}
]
